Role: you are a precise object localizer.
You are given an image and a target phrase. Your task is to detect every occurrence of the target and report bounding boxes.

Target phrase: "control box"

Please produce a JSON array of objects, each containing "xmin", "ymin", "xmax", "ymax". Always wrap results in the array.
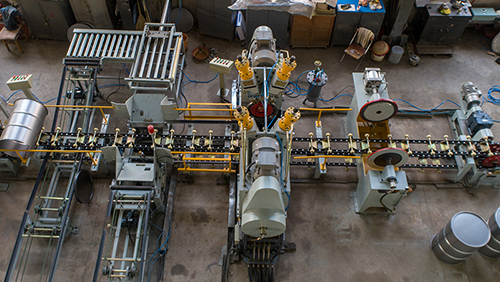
[
  {"xmin": 7, "ymin": 74, "xmax": 33, "ymax": 91},
  {"xmin": 209, "ymin": 57, "xmax": 234, "ymax": 75}
]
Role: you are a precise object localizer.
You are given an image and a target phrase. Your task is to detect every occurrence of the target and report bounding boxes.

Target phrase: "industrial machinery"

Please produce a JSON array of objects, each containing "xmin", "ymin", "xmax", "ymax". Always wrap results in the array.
[
  {"xmin": 2, "ymin": 1, "xmax": 500, "ymax": 280},
  {"xmin": 346, "ymin": 68, "xmax": 410, "ymax": 213},
  {"xmin": 450, "ymin": 82, "xmax": 500, "ymax": 189},
  {"xmin": 235, "ymin": 26, "xmax": 297, "ymax": 128},
  {"xmin": 231, "ymin": 26, "xmax": 301, "ymax": 281},
  {"xmin": 302, "ymin": 61, "xmax": 328, "ymax": 108},
  {"xmin": 233, "ymin": 105, "xmax": 300, "ymax": 280}
]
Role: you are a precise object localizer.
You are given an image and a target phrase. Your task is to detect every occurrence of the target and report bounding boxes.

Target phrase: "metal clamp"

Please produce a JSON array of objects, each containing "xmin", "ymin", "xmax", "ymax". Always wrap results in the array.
[
  {"xmin": 466, "ymin": 135, "xmax": 477, "ymax": 157},
  {"xmin": 402, "ymin": 134, "xmax": 412, "ymax": 155},
  {"xmin": 427, "ymin": 135, "xmax": 436, "ymax": 155},
  {"xmin": 480, "ymin": 136, "xmax": 494, "ymax": 157},
  {"xmin": 73, "ymin": 127, "xmax": 82, "ymax": 148},
  {"xmin": 363, "ymin": 133, "xmax": 372, "ymax": 154},
  {"xmin": 168, "ymin": 129, "xmax": 175, "ymax": 149},
  {"xmin": 128, "ymin": 129, "xmax": 136, "ymax": 148},
  {"xmin": 230, "ymin": 131, "xmax": 235, "ymax": 151},
  {"xmin": 190, "ymin": 130, "xmax": 197, "ymax": 151},
  {"xmin": 207, "ymin": 130, "xmax": 213, "ymax": 151},
  {"xmin": 36, "ymin": 127, "xmax": 45, "ymax": 146},
  {"xmin": 387, "ymin": 134, "xmax": 395, "ymax": 148},
  {"xmin": 150, "ymin": 129, "xmax": 157, "ymax": 149},
  {"xmin": 50, "ymin": 127, "xmax": 61, "ymax": 147},
  {"xmin": 442, "ymin": 135, "xmax": 453, "ymax": 156},
  {"xmin": 347, "ymin": 133, "xmax": 356, "ymax": 154},
  {"xmin": 89, "ymin": 127, "xmax": 99, "ymax": 148},
  {"xmin": 326, "ymin": 133, "xmax": 332, "ymax": 154},
  {"xmin": 112, "ymin": 128, "xmax": 120, "ymax": 147},
  {"xmin": 309, "ymin": 132, "xmax": 315, "ymax": 154}
]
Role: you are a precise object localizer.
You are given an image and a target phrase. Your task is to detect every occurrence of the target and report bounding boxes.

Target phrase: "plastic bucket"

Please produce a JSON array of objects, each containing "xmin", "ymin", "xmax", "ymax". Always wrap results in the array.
[
  {"xmin": 371, "ymin": 41, "xmax": 389, "ymax": 62},
  {"xmin": 388, "ymin": 45, "xmax": 404, "ymax": 64}
]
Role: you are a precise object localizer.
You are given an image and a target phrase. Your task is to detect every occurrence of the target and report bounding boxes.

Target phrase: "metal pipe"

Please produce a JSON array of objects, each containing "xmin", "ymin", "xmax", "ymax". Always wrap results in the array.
[
  {"xmin": 263, "ymin": 68, "xmax": 268, "ymax": 133},
  {"xmin": 131, "ymin": 210, "xmax": 144, "ymax": 268},
  {"xmin": 137, "ymin": 192, "xmax": 152, "ymax": 282},
  {"xmin": 169, "ymin": 36, "xmax": 182, "ymax": 82},
  {"xmin": 47, "ymin": 154, "xmax": 84, "ymax": 281},
  {"xmin": 160, "ymin": 0, "xmax": 172, "ymax": 24},
  {"xmin": 110, "ymin": 209, "xmax": 124, "ymax": 268}
]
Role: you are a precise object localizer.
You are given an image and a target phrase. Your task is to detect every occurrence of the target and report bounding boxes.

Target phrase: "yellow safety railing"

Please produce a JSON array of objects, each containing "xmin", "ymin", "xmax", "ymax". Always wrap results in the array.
[
  {"xmin": 173, "ymin": 151, "xmax": 238, "ymax": 173},
  {"xmin": 299, "ymin": 108, "xmax": 352, "ymax": 127},
  {"xmin": 0, "ymin": 148, "xmax": 102, "ymax": 165},
  {"xmin": 174, "ymin": 102, "xmax": 235, "ymax": 121}
]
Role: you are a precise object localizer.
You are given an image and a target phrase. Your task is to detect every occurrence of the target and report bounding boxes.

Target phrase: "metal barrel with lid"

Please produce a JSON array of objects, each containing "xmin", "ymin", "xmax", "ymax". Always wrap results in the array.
[
  {"xmin": 479, "ymin": 207, "xmax": 500, "ymax": 258},
  {"xmin": 0, "ymin": 99, "xmax": 48, "ymax": 159},
  {"xmin": 431, "ymin": 211, "xmax": 490, "ymax": 264}
]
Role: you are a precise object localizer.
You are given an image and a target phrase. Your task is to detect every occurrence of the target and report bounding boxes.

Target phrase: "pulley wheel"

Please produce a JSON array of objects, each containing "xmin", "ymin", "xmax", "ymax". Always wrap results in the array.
[
  {"xmin": 74, "ymin": 170, "xmax": 94, "ymax": 204},
  {"xmin": 248, "ymin": 102, "xmax": 277, "ymax": 118},
  {"xmin": 481, "ymin": 144, "xmax": 500, "ymax": 168},
  {"xmin": 359, "ymin": 99, "xmax": 398, "ymax": 122},
  {"xmin": 367, "ymin": 147, "xmax": 409, "ymax": 169}
]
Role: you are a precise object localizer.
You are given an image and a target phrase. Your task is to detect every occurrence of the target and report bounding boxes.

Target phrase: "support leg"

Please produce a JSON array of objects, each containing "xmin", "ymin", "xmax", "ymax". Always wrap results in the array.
[
  {"xmin": 15, "ymin": 40, "xmax": 23, "ymax": 54},
  {"xmin": 3, "ymin": 40, "xmax": 11, "ymax": 52}
]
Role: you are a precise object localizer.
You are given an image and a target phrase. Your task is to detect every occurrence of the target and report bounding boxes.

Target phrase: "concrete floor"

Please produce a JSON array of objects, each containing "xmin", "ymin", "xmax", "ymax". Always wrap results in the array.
[{"xmin": 1, "ymin": 27, "xmax": 500, "ymax": 282}]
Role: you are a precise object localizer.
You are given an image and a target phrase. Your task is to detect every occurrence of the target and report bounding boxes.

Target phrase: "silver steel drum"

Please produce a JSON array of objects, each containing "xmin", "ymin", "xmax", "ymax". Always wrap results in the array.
[
  {"xmin": 0, "ymin": 99, "xmax": 48, "ymax": 159},
  {"xmin": 431, "ymin": 211, "xmax": 490, "ymax": 264},
  {"xmin": 479, "ymin": 208, "xmax": 500, "ymax": 258}
]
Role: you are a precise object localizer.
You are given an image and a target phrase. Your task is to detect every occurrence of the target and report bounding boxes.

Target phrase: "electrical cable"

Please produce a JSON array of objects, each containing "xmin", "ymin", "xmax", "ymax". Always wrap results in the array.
[
  {"xmin": 0, "ymin": 90, "xmax": 58, "ymax": 104},
  {"xmin": 123, "ymin": 63, "xmax": 130, "ymax": 75},
  {"xmin": 105, "ymin": 66, "xmax": 123, "ymax": 104},
  {"xmin": 175, "ymin": 0, "xmax": 182, "ymax": 26},
  {"xmin": 319, "ymin": 85, "xmax": 354, "ymax": 102},
  {"xmin": 393, "ymin": 98, "xmax": 460, "ymax": 111},
  {"xmin": 379, "ymin": 191, "xmax": 394, "ymax": 213},
  {"xmin": 147, "ymin": 214, "xmax": 172, "ymax": 282},
  {"xmin": 484, "ymin": 86, "xmax": 500, "ymax": 106},
  {"xmin": 182, "ymin": 72, "xmax": 218, "ymax": 84},
  {"xmin": 320, "ymin": 93, "xmax": 353, "ymax": 103},
  {"xmin": 284, "ymin": 70, "xmax": 311, "ymax": 97}
]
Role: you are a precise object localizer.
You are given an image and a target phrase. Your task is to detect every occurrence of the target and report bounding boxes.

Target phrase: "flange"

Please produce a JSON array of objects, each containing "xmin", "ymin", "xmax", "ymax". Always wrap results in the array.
[
  {"xmin": 359, "ymin": 98, "xmax": 398, "ymax": 122},
  {"xmin": 481, "ymin": 144, "xmax": 500, "ymax": 168},
  {"xmin": 367, "ymin": 147, "xmax": 409, "ymax": 169}
]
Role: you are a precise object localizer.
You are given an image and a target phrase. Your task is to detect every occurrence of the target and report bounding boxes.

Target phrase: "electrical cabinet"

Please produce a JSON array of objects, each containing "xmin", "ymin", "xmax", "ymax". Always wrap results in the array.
[
  {"xmin": 290, "ymin": 14, "xmax": 336, "ymax": 48},
  {"xmin": 197, "ymin": 0, "xmax": 236, "ymax": 41},
  {"xmin": 16, "ymin": 0, "xmax": 75, "ymax": 41},
  {"xmin": 415, "ymin": 4, "xmax": 472, "ymax": 48}
]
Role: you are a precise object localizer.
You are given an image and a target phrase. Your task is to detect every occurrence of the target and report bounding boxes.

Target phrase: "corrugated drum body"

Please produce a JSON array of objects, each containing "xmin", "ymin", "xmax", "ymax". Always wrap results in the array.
[
  {"xmin": 431, "ymin": 211, "xmax": 490, "ymax": 264},
  {"xmin": 479, "ymin": 208, "xmax": 500, "ymax": 258},
  {"xmin": 0, "ymin": 99, "xmax": 48, "ymax": 158}
]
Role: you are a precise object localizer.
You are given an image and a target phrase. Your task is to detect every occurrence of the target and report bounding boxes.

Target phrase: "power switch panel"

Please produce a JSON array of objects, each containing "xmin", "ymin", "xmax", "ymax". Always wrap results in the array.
[
  {"xmin": 209, "ymin": 57, "xmax": 234, "ymax": 75},
  {"xmin": 7, "ymin": 74, "xmax": 33, "ymax": 91}
]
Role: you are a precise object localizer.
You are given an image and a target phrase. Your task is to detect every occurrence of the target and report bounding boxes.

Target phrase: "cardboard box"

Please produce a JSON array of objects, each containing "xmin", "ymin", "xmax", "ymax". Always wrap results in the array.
[{"xmin": 313, "ymin": 0, "xmax": 336, "ymax": 15}]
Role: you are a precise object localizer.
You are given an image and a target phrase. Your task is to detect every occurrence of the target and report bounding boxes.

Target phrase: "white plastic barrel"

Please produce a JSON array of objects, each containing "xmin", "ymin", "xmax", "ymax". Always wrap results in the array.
[{"xmin": 388, "ymin": 45, "xmax": 404, "ymax": 64}]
